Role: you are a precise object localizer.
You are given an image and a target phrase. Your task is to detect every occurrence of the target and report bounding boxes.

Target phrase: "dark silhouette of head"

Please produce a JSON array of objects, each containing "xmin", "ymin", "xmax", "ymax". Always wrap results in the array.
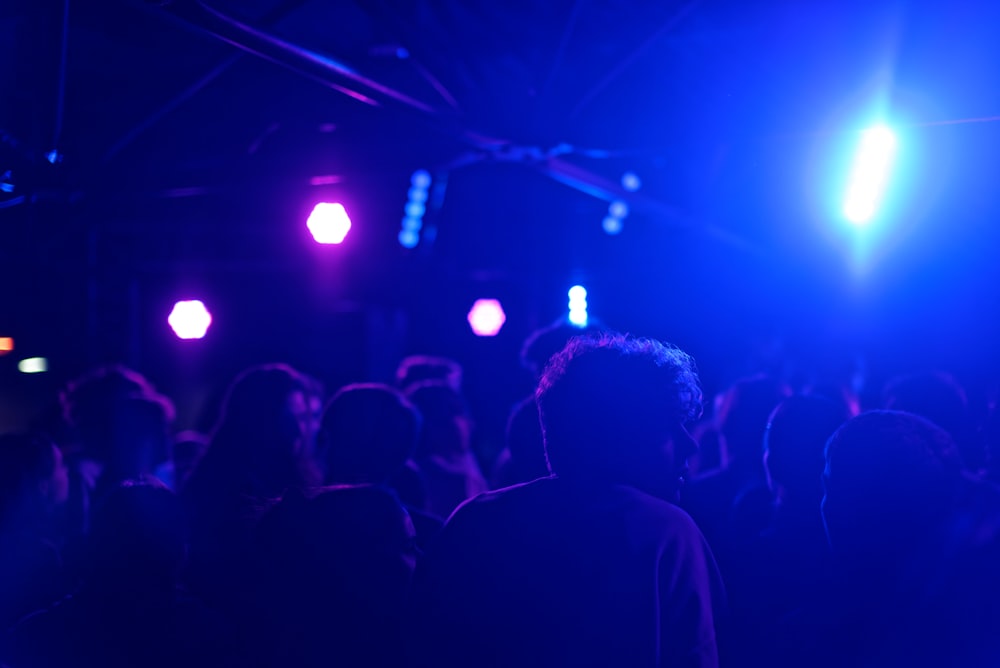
[
  {"xmin": 716, "ymin": 375, "xmax": 791, "ymax": 468},
  {"xmin": 321, "ymin": 383, "xmax": 421, "ymax": 486},
  {"xmin": 535, "ymin": 333, "xmax": 702, "ymax": 500},
  {"xmin": 61, "ymin": 365, "xmax": 174, "ymax": 463},
  {"xmin": 0, "ymin": 432, "xmax": 68, "ymax": 533},
  {"xmin": 764, "ymin": 396, "xmax": 849, "ymax": 504},
  {"xmin": 171, "ymin": 430, "xmax": 209, "ymax": 492},
  {"xmin": 822, "ymin": 410, "xmax": 964, "ymax": 570},
  {"xmin": 405, "ymin": 380, "xmax": 471, "ymax": 460},
  {"xmin": 396, "ymin": 356, "xmax": 462, "ymax": 393},
  {"xmin": 97, "ymin": 395, "xmax": 173, "ymax": 490},
  {"xmin": 86, "ymin": 479, "xmax": 186, "ymax": 593},
  {"xmin": 520, "ymin": 318, "xmax": 599, "ymax": 379},
  {"xmin": 882, "ymin": 372, "xmax": 977, "ymax": 469},
  {"xmin": 194, "ymin": 364, "xmax": 316, "ymax": 499},
  {"xmin": 503, "ymin": 397, "xmax": 550, "ymax": 481}
]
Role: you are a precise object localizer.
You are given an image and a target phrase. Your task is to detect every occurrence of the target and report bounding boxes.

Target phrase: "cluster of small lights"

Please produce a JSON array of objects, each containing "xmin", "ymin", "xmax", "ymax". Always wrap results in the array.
[
  {"xmin": 307, "ymin": 202, "xmax": 352, "ymax": 244},
  {"xmin": 467, "ymin": 299, "xmax": 506, "ymax": 337},
  {"xmin": 568, "ymin": 285, "xmax": 588, "ymax": 327},
  {"xmin": 603, "ymin": 199, "xmax": 628, "ymax": 236},
  {"xmin": 400, "ymin": 170, "xmax": 431, "ymax": 248}
]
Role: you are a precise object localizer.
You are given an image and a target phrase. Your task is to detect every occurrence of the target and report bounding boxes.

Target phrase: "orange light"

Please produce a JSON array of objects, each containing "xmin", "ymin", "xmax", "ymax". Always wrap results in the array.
[{"xmin": 0, "ymin": 337, "xmax": 13, "ymax": 354}]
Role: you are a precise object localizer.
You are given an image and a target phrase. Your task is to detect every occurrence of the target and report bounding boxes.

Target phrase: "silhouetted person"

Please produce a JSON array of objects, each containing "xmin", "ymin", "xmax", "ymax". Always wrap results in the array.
[
  {"xmin": 3, "ymin": 481, "xmax": 239, "ymax": 667},
  {"xmin": 725, "ymin": 396, "xmax": 847, "ymax": 666},
  {"xmin": 405, "ymin": 380, "xmax": 487, "ymax": 518},
  {"xmin": 59, "ymin": 365, "xmax": 173, "ymax": 535},
  {"xmin": 253, "ymin": 485, "xmax": 417, "ymax": 667},
  {"xmin": 184, "ymin": 364, "xmax": 319, "ymax": 608},
  {"xmin": 491, "ymin": 396, "xmax": 549, "ymax": 488},
  {"xmin": 321, "ymin": 383, "xmax": 442, "ymax": 548},
  {"xmin": 396, "ymin": 355, "xmax": 463, "ymax": 393},
  {"xmin": 0, "ymin": 433, "xmax": 70, "ymax": 629},
  {"xmin": 786, "ymin": 411, "xmax": 1000, "ymax": 666},
  {"xmin": 883, "ymin": 371, "xmax": 981, "ymax": 472},
  {"xmin": 684, "ymin": 375, "xmax": 790, "ymax": 565},
  {"xmin": 409, "ymin": 334, "xmax": 724, "ymax": 668}
]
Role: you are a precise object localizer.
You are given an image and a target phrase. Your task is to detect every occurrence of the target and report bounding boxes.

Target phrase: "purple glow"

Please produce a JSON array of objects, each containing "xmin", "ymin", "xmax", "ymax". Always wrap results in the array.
[
  {"xmin": 307, "ymin": 202, "xmax": 352, "ymax": 244},
  {"xmin": 467, "ymin": 299, "xmax": 506, "ymax": 337},
  {"xmin": 308, "ymin": 175, "xmax": 342, "ymax": 186},
  {"xmin": 168, "ymin": 300, "xmax": 212, "ymax": 340}
]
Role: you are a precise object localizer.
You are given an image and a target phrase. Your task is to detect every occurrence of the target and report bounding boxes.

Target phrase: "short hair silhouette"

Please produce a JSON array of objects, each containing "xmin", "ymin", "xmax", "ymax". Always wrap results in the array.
[
  {"xmin": 520, "ymin": 319, "xmax": 599, "ymax": 378},
  {"xmin": 536, "ymin": 333, "xmax": 702, "ymax": 476},
  {"xmin": 882, "ymin": 371, "xmax": 976, "ymax": 467},
  {"xmin": 321, "ymin": 383, "xmax": 421, "ymax": 485},
  {"xmin": 396, "ymin": 356, "xmax": 462, "ymax": 393},
  {"xmin": 405, "ymin": 380, "xmax": 471, "ymax": 459}
]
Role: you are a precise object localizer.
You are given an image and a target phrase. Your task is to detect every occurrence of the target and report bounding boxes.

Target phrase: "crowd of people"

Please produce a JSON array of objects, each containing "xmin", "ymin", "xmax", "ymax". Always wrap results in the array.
[{"xmin": 3, "ymin": 321, "xmax": 1000, "ymax": 667}]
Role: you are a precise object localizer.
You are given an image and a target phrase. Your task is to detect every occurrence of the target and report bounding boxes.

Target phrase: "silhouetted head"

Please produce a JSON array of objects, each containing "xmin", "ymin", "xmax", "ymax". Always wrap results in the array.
[
  {"xmin": 396, "ymin": 356, "xmax": 462, "ymax": 393},
  {"xmin": 536, "ymin": 333, "xmax": 702, "ymax": 501},
  {"xmin": 822, "ymin": 410, "xmax": 964, "ymax": 569},
  {"xmin": 883, "ymin": 372, "xmax": 976, "ymax": 468},
  {"xmin": 716, "ymin": 375, "xmax": 791, "ymax": 467},
  {"xmin": 86, "ymin": 479, "xmax": 186, "ymax": 592},
  {"xmin": 764, "ymin": 395, "xmax": 849, "ymax": 503},
  {"xmin": 405, "ymin": 381, "xmax": 471, "ymax": 459},
  {"xmin": 520, "ymin": 319, "xmax": 599, "ymax": 379},
  {"xmin": 321, "ymin": 383, "xmax": 421, "ymax": 485},
  {"xmin": 0, "ymin": 432, "xmax": 68, "ymax": 532},
  {"xmin": 504, "ymin": 397, "xmax": 550, "ymax": 481},
  {"xmin": 172, "ymin": 430, "xmax": 209, "ymax": 492},
  {"xmin": 61, "ymin": 365, "xmax": 174, "ymax": 463},
  {"xmin": 198, "ymin": 364, "xmax": 316, "ymax": 498}
]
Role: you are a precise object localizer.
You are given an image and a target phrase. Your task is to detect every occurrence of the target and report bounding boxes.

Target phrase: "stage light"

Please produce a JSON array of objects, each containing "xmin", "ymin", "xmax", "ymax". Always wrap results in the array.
[
  {"xmin": 843, "ymin": 126, "xmax": 896, "ymax": 225},
  {"xmin": 568, "ymin": 285, "xmax": 589, "ymax": 327},
  {"xmin": 602, "ymin": 216, "xmax": 624, "ymax": 235},
  {"xmin": 402, "ymin": 216, "xmax": 423, "ymax": 231},
  {"xmin": 307, "ymin": 202, "xmax": 352, "ymax": 244},
  {"xmin": 407, "ymin": 187, "xmax": 428, "ymax": 203},
  {"xmin": 398, "ymin": 229, "xmax": 419, "ymax": 248},
  {"xmin": 621, "ymin": 171, "xmax": 641, "ymax": 192},
  {"xmin": 0, "ymin": 337, "xmax": 12, "ymax": 355},
  {"xmin": 168, "ymin": 300, "xmax": 212, "ymax": 340},
  {"xmin": 467, "ymin": 299, "xmax": 506, "ymax": 337},
  {"xmin": 405, "ymin": 201, "xmax": 426, "ymax": 218},
  {"xmin": 609, "ymin": 200, "xmax": 629, "ymax": 219},
  {"xmin": 411, "ymin": 169, "xmax": 432, "ymax": 189},
  {"xmin": 17, "ymin": 357, "xmax": 47, "ymax": 374}
]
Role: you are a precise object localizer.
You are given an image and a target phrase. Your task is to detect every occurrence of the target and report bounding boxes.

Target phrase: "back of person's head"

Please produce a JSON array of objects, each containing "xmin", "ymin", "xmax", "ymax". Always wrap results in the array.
[
  {"xmin": 822, "ymin": 410, "xmax": 963, "ymax": 566},
  {"xmin": 102, "ymin": 394, "xmax": 173, "ymax": 480},
  {"xmin": 172, "ymin": 430, "xmax": 209, "ymax": 492},
  {"xmin": 520, "ymin": 319, "xmax": 600, "ymax": 379},
  {"xmin": 535, "ymin": 333, "xmax": 702, "ymax": 491},
  {"xmin": 764, "ymin": 396, "xmax": 849, "ymax": 502},
  {"xmin": 321, "ymin": 383, "xmax": 421, "ymax": 485},
  {"xmin": 0, "ymin": 433, "xmax": 67, "ymax": 530},
  {"xmin": 882, "ymin": 372, "xmax": 976, "ymax": 468},
  {"xmin": 504, "ymin": 397, "xmax": 550, "ymax": 480},
  {"xmin": 396, "ymin": 356, "xmax": 462, "ymax": 393},
  {"xmin": 61, "ymin": 365, "xmax": 174, "ymax": 462},
  {"xmin": 405, "ymin": 381, "xmax": 471, "ymax": 459},
  {"xmin": 716, "ymin": 375, "xmax": 791, "ymax": 466},
  {"xmin": 196, "ymin": 364, "xmax": 315, "ymax": 498},
  {"xmin": 86, "ymin": 479, "xmax": 185, "ymax": 591}
]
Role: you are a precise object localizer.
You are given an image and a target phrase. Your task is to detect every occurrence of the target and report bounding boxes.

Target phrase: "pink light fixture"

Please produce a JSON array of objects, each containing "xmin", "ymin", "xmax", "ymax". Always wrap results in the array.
[{"xmin": 467, "ymin": 299, "xmax": 506, "ymax": 337}]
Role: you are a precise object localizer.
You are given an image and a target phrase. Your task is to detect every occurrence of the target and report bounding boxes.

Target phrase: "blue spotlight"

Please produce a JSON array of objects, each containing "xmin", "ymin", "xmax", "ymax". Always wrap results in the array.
[
  {"xmin": 398, "ymin": 229, "xmax": 419, "ymax": 248},
  {"xmin": 602, "ymin": 216, "xmax": 624, "ymax": 235},
  {"xmin": 407, "ymin": 186, "xmax": 428, "ymax": 203},
  {"xmin": 568, "ymin": 285, "xmax": 588, "ymax": 327},
  {"xmin": 608, "ymin": 200, "xmax": 629, "ymax": 219},
  {"xmin": 411, "ymin": 169, "xmax": 432, "ymax": 189},
  {"xmin": 843, "ymin": 126, "xmax": 896, "ymax": 225},
  {"xmin": 621, "ymin": 171, "xmax": 641, "ymax": 192},
  {"xmin": 402, "ymin": 216, "xmax": 423, "ymax": 231},
  {"xmin": 405, "ymin": 201, "xmax": 426, "ymax": 218}
]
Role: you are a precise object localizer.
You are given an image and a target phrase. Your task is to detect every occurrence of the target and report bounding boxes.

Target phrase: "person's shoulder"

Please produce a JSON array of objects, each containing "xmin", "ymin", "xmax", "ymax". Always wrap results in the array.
[
  {"xmin": 450, "ymin": 476, "xmax": 554, "ymax": 516},
  {"xmin": 613, "ymin": 485, "xmax": 704, "ymax": 536}
]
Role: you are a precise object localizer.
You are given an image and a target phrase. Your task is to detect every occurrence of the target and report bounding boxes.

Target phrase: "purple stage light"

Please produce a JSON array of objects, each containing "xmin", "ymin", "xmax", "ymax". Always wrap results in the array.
[
  {"xmin": 307, "ymin": 202, "xmax": 352, "ymax": 244},
  {"xmin": 467, "ymin": 299, "xmax": 506, "ymax": 337},
  {"xmin": 168, "ymin": 300, "xmax": 212, "ymax": 340}
]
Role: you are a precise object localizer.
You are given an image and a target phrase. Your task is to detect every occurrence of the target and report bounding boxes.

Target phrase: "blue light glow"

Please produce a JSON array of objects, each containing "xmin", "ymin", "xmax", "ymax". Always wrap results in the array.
[
  {"xmin": 568, "ymin": 309, "xmax": 588, "ymax": 327},
  {"xmin": 602, "ymin": 216, "xmax": 623, "ymax": 235},
  {"xmin": 405, "ymin": 201, "xmax": 426, "ymax": 218},
  {"xmin": 398, "ymin": 229, "xmax": 419, "ymax": 248},
  {"xmin": 568, "ymin": 285, "xmax": 587, "ymax": 301},
  {"xmin": 402, "ymin": 216, "xmax": 423, "ymax": 231},
  {"xmin": 621, "ymin": 172, "xmax": 641, "ymax": 192},
  {"xmin": 843, "ymin": 126, "xmax": 896, "ymax": 225},
  {"xmin": 407, "ymin": 186, "xmax": 428, "ymax": 203},
  {"xmin": 568, "ymin": 285, "xmax": 588, "ymax": 327},
  {"xmin": 609, "ymin": 200, "xmax": 629, "ymax": 219},
  {"xmin": 411, "ymin": 170, "xmax": 432, "ymax": 189}
]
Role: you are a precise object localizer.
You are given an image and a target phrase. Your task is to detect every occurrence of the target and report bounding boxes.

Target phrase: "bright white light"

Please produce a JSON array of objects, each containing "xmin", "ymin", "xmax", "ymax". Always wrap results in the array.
[
  {"xmin": 18, "ymin": 357, "xmax": 48, "ymax": 374},
  {"xmin": 568, "ymin": 309, "xmax": 588, "ymax": 327},
  {"xmin": 411, "ymin": 170, "xmax": 432, "ymax": 189},
  {"xmin": 621, "ymin": 171, "xmax": 641, "ymax": 192},
  {"xmin": 168, "ymin": 300, "xmax": 213, "ymax": 340},
  {"xmin": 843, "ymin": 126, "xmax": 896, "ymax": 225},
  {"xmin": 307, "ymin": 202, "xmax": 352, "ymax": 244},
  {"xmin": 568, "ymin": 285, "xmax": 587, "ymax": 301},
  {"xmin": 602, "ymin": 216, "xmax": 623, "ymax": 235},
  {"xmin": 467, "ymin": 299, "xmax": 506, "ymax": 337},
  {"xmin": 609, "ymin": 200, "xmax": 629, "ymax": 219},
  {"xmin": 398, "ymin": 229, "xmax": 419, "ymax": 248}
]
